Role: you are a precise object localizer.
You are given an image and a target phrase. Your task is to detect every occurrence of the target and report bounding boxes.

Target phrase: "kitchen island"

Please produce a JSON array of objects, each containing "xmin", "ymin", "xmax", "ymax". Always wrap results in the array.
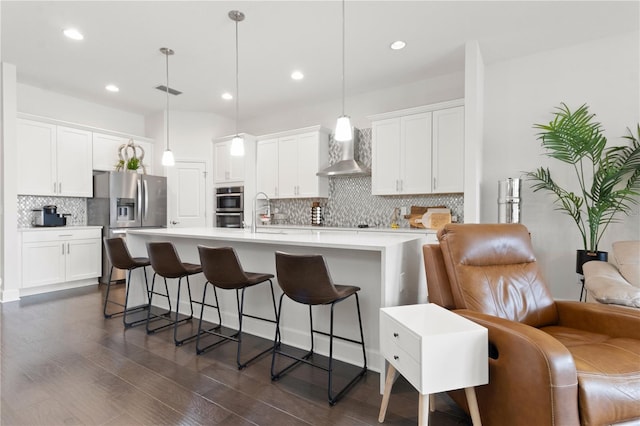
[{"xmin": 126, "ymin": 227, "xmax": 429, "ymax": 390}]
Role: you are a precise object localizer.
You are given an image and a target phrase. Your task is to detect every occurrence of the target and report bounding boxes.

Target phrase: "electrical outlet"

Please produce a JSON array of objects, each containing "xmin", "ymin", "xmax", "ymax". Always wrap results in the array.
[{"xmin": 400, "ymin": 206, "xmax": 407, "ymax": 216}]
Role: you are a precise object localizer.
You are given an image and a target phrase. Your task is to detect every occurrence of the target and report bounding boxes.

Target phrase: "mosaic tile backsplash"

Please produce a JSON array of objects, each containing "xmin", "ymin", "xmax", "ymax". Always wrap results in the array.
[
  {"xmin": 18, "ymin": 196, "xmax": 87, "ymax": 228},
  {"xmin": 270, "ymin": 128, "xmax": 464, "ymax": 228}
]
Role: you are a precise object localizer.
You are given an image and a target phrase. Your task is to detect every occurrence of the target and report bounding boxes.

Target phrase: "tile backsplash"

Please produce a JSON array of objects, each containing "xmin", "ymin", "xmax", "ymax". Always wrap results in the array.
[
  {"xmin": 270, "ymin": 128, "xmax": 464, "ymax": 228},
  {"xmin": 18, "ymin": 196, "xmax": 87, "ymax": 228}
]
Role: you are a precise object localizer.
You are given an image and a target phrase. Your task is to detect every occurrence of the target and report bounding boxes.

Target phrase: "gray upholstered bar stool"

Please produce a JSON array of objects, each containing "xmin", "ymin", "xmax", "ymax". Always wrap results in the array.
[
  {"xmin": 102, "ymin": 237, "xmax": 151, "ymax": 327},
  {"xmin": 272, "ymin": 251, "xmax": 367, "ymax": 405},
  {"xmin": 195, "ymin": 246, "xmax": 278, "ymax": 369},
  {"xmin": 146, "ymin": 241, "xmax": 203, "ymax": 346}
]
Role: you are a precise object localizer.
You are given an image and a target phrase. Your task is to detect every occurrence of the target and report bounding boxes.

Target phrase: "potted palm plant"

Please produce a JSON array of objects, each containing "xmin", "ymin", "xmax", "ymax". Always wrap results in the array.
[{"xmin": 525, "ymin": 103, "xmax": 640, "ymax": 275}]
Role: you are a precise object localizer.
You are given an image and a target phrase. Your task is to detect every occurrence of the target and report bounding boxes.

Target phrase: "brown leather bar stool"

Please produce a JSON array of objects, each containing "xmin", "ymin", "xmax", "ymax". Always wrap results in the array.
[
  {"xmin": 272, "ymin": 251, "xmax": 367, "ymax": 406},
  {"xmin": 102, "ymin": 237, "xmax": 151, "ymax": 327},
  {"xmin": 195, "ymin": 246, "xmax": 278, "ymax": 369},
  {"xmin": 146, "ymin": 241, "xmax": 203, "ymax": 346}
]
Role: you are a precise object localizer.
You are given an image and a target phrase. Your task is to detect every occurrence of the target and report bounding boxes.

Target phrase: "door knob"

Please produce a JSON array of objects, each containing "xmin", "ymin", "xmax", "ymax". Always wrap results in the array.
[{"xmin": 170, "ymin": 220, "xmax": 179, "ymax": 225}]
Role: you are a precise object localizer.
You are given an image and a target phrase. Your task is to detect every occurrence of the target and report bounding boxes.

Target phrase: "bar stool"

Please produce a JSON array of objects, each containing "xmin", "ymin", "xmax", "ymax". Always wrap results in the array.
[
  {"xmin": 272, "ymin": 251, "xmax": 367, "ymax": 406},
  {"xmin": 102, "ymin": 237, "xmax": 151, "ymax": 328},
  {"xmin": 146, "ymin": 241, "xmax": 203, "ymax": 346},
  {"xmin": 195, "ymin": 246, "xmax": 278, "ymax": 369}
]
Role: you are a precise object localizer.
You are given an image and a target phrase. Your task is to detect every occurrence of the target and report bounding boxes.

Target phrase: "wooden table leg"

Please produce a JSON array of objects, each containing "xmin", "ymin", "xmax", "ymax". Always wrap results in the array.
[
  {"xmin": 429, "ymin": 393, "xmax": 435, "ymax": 412},
  {"xmin": 418, "ymin": 393, "xmax": 430, "ymax": 425},
  {"xmin": 378, "ymin": 364, "xmax": 396, "ymax": 423},
  {"xmin": 464, "ymin": 387, "xmax": 482, "ymax": 426}
]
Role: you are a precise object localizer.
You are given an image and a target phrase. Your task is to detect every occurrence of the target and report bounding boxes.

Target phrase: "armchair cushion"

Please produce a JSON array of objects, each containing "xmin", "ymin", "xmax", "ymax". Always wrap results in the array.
[
  {"xmin": 612, "ymin": 241, "xmax": 640, "ymax": 287},
  {"xmin": 583, "ymin": 261, "xmax": 640, "ymax": 307}
]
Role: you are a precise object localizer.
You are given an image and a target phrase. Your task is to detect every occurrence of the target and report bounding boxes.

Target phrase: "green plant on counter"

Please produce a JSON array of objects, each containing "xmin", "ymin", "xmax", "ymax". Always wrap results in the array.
[{"xmin": 525, "ymin": 103, "xmax": 640, "ymax": 252}]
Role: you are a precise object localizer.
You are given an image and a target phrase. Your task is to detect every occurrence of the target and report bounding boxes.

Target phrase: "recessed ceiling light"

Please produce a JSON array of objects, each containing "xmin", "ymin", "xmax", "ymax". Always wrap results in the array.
[
  {"xmin": 222, "ymin": 92, "xmax": 233, "ymax": 100},
  {"xmin": 291, "ymin": 71, "xmax": 304, "ymax": 80},
  {"xmin": 63, "ymin": 28, "xmax": 84, "ymax": 41},
  {"xmin": 105, "ymin": 84, "xmax": 119, "ymax": 92},
  {"xmin": 390, "ymin": 40, "xmax": 406, "ymax": 50}
]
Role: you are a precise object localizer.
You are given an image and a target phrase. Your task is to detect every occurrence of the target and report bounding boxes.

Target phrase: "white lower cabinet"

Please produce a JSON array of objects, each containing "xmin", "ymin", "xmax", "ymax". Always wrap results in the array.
[{"xmin": 21, "ymin": 228, "xmax": 101, "ymax": 292}]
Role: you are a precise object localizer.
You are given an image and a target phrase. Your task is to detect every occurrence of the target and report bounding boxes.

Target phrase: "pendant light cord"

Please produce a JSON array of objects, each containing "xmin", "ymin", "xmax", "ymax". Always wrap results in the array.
[
  {"xmin": 165, "ymin": 50, "xmax": 170, "ymax": 151},
  {"xmin": 341, "ymin": 0, "xmax": 346, "ymax": 116},
  {"xmin": 235, "ymin": 16, "xmax": 240, "ymax": 136}
]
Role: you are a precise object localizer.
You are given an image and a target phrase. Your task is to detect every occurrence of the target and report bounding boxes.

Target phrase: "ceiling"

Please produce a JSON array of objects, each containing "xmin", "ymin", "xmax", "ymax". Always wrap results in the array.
[{"xmin": 2, "ymin": 1, "xmax": 638, "ymax": 121}]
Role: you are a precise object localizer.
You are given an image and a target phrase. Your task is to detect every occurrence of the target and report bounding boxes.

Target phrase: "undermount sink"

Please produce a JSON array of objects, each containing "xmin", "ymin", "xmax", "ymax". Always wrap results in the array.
[{"xmin": 255, "ymin": 229, "xmax": 287, "ymax": 235}]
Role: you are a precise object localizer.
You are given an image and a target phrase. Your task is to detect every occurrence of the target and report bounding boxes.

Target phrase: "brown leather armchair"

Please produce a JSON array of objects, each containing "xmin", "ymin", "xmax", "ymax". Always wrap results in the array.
[{"xmin": 423, "ymin": 223, "xmax": 640, "ymax": 426}]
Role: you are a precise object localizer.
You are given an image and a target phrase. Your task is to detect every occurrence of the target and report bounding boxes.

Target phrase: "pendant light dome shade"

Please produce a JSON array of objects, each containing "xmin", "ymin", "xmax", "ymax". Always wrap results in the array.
[
  {"xmin": 162, "ymin": 149, "xmax": 175, "ymax": 166},
  {"xmin": 160, "ymin": 47, "xmax": 175, "ymax": 167},
  {"xmin": 229, "ymin": 10, "xmax": 245, "ymax": 157},
  {"xmin": 230, "ymin": 135, "xmax": 245, "ymax": 156},
  {"xmin": 334, "ymin": 115, "xmax": 353, "ymax": 142}
]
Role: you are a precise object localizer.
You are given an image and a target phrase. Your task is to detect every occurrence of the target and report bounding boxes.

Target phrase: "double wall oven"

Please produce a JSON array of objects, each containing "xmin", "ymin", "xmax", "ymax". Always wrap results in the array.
[{"xmin": 215, "ymin": 186, "xmax": 244, "ymax": 228}]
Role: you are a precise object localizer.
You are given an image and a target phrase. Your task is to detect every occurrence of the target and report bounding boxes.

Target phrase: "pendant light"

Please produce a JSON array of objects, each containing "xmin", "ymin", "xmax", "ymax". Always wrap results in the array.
[
  {"xmin": 229, "ymin": 10, "xmax": 245, "ymax": 156},
  {"xmin": 334, "ymin": 0, "xmax": 353, "ymax": 142},
  {"xmin": 160, "ymin": 47, "xmax": 175, "ymax": 166}
]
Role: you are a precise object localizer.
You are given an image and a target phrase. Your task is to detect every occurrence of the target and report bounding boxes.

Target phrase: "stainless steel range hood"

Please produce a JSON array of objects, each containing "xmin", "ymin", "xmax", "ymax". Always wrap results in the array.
[{"xmin": 317, "ymin": 133, "xmax": 370, "ymax": 177}]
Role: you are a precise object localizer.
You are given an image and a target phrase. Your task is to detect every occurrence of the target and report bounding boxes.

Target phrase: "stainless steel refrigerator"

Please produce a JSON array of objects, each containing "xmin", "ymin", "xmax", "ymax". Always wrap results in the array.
[{"xmin": 88, "ymin": 172, "xmax": 167, "ymax": 283}]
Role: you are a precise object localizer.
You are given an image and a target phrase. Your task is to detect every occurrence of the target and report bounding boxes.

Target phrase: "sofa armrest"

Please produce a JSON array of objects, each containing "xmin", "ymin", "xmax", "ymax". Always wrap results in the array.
[
  {"xmin": 556, "ymin": 300, "xmax": 640, "ymax": 339},
  {"xmin": 453, "ymin": 309, "xmax": 580, "ymax": 426},
  {"xmin": 583, "ymin": 261, "xmax": 640, "ymax": 308}
]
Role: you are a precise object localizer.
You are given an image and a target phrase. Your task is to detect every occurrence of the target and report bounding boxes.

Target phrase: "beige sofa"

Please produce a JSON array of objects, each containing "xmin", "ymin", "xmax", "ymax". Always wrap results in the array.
[{"xmin": 583, "ymin": 241, "xmax": 640, "ymax": 308}]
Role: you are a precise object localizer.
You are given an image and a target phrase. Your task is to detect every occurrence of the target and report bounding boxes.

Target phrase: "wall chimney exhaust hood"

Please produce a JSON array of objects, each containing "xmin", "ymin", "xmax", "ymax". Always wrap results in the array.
[{"xmin": 317, "ymin": 134, "xmax": 370, "ymax": 177}]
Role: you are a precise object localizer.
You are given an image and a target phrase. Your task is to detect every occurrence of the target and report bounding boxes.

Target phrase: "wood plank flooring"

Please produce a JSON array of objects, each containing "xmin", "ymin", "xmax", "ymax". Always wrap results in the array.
[{"xmin": 1, "ymin": 285, "xmax": 472, "ymax": 425}]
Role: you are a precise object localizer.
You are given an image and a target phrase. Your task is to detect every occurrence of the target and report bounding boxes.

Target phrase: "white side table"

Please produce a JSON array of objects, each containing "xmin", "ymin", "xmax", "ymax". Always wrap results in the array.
[{"xmin": 378, "ymin": 303, "xmax": 488, "ymax": 425}]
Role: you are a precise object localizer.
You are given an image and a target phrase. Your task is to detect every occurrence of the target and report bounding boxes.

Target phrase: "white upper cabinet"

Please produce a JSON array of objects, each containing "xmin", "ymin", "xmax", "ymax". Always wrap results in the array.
[
  {"xmin": 214, "ymin": 139, "xmax": 245, "ymax": 184},
  {"xmin": 256, "ymin": 139, "xmax": 279, "ymax": 198},
  {"xmin": 256, "ymin": 126, "xmax": 329, "ymax": 199},
  {"xmin": 17, "ymin": 119, "xmax": 93, "ymax": 197},
  {"xmin": 370, "ymin": 100, "xmax": 464, "ymax": 195},
  {"xmin": 92, "ymin": 132, "xmax": 154, "ymax": 175},
  {"xmin": 432, "ymin": 106, "xmax": 465, "ymax": 193}
]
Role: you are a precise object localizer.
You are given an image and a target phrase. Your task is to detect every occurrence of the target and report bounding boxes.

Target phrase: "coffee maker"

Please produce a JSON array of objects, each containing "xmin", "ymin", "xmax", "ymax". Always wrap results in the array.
[{"xmin": 32, "ymin": 205, "xmax": 68, "ymax": 227}]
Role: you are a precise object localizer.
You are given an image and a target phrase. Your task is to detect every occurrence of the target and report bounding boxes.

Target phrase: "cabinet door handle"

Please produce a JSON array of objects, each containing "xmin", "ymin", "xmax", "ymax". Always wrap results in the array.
[
  {"xmin": 59, "ymin": 182, "xmax": 62, "ymax": 193},
  {"xmin": 53, "ymin": 182, "xmax": 57, "ymax": 193},
  {"xmin": 61, "ymin": 244, "xmax": 65, "ymax": 255},
  {"xmin": 433, "ymin": 177, "xmax": 437, "ymax": 190},
  {"xmin": 400, "ymin": 180, "xmax": 403, "ymax": 192},
  {"xmin": 67, "ymin": 243, "xmax": 70, "ymax": 254}
]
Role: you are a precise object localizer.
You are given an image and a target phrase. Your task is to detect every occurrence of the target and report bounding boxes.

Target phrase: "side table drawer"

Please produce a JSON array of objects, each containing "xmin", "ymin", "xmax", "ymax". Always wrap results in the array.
[
  {"xmin": 380, "ymin": 311, "xmax": 421, "ymax": 362},
  {"xmin": 382, "ymin": 341, "xmax": 422, "ymax": 391}
]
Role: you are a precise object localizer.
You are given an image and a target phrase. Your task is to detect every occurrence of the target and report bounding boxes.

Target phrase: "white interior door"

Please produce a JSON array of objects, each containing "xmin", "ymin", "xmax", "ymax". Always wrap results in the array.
[{"xmin": 167, "ymin": 160, "xmax": 207, "ymax": 228}]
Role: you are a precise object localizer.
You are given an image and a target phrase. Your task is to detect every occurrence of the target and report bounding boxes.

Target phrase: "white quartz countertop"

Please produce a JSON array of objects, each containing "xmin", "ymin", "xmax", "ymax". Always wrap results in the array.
[
  {"xmin": 19, "ymin": 225, "xmax": 103, "ymax": 232},
  {"xmin": 258, "ymin": 224, "xmax": 437, "ymax": 235},
  {"xmin": 127, "ymin": 227, "xmax": 427, "ymax": 251}
]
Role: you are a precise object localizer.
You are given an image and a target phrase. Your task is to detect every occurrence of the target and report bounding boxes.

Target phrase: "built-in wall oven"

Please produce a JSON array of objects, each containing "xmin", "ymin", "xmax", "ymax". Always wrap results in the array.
[{"xmin": 215, "ymin": 186, "xmax": 244, "ymax": 228}]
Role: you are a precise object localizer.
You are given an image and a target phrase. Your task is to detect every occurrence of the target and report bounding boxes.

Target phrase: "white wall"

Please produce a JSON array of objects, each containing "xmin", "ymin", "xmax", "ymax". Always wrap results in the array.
[
  {"xmin": 483, "ymin": 31, "xmax": 640, "ymax": 299},
  {"xmin": 243, "ymin": 71, "xmax": 465, "ymax": 135},
  {"xmin": 17, "ymin": 83, "xmax": 146, "ymax": 136}
]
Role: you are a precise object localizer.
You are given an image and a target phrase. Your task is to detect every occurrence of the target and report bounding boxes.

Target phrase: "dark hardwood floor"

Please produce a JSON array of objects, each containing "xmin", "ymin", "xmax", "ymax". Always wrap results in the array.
[{"xmin": 1, "ymin": 284, "xmax": 472, "ymax": 425}]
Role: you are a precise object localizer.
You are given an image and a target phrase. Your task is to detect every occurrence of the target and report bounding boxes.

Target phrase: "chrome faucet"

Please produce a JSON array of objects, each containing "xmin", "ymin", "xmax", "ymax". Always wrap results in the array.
[{"xmin": 251, "ymin": 192, "xmax": 271, "ymax": 233}]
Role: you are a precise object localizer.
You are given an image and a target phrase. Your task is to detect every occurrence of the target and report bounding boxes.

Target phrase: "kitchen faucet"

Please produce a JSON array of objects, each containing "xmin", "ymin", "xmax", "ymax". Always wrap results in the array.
[{"xmin": 251, "ymin": 192, "xmax": 271, "ymax": 233}]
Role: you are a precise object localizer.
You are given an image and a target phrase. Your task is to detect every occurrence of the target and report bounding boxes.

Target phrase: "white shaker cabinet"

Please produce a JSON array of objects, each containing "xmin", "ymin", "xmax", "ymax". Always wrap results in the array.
[
  {"xmin": 92, "ymin": 133, "xmax": 154, "ymax": 175},
  {"xmin": 256, "ymin": 138, "xmax": 279, "ymax": 198},
  {"xmin": 256, "ymin": 126, "xmax": 329, "ymax": 199},
  {"xmin": 370, "ymin": 100, "xmax": 464, "ymax": 196},
  {"xmin": 213, "ymin": 139, "xmax": 245, "ymax": 184},
  {"xmin": 17, "ymin": 119, "xmax": 93, "ymax": 197},
  {"xmin": 372, "ymin": 113, "xmax": 432, "ymax": 195},
  {"xmin": 21, "ymin": 228, "xmax": 102, "ymax": 292},
  {"xmin": 432, "ymin": 106, "xmax": 464, "ymax": 193}
]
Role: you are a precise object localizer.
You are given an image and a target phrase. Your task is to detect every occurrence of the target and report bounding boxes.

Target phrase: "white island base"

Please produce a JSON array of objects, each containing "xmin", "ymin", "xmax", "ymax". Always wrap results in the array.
[{"xmin": 126, "ymin": 227, "xmax": 429, "ymax": 391}]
